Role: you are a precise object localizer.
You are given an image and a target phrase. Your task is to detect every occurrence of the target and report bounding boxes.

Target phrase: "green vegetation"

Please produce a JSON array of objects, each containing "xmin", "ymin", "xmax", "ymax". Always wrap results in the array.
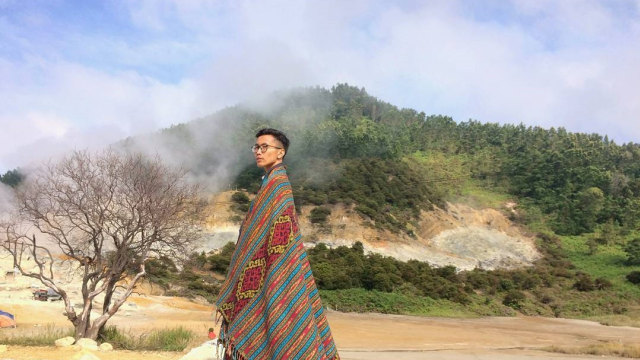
[
  {"xmin": 121, "ymin": 83, "xmax": 640, "ymax": 322},
  {"xmin": 0, "ymin": 324, "xmax": 74, "ymax": 346},
  {"xmin": 628, "ymin": 271, "xmax": 640, "ymax": 285},
  {"xmin": 309, "ymin": 206, "xmax": 331, "ymax": 224},
  {"xmin": 318, "ymin": 288, "xmax": 504, "ymax": 317},
  {"xmin": 624, "ymin": 238, "xmax": 640, "ymax": 265},
  {"xmin": 97, "ymin": 326, "xmax": 197, "ymax": 351},
  {"xmin": 0, "ymin": 168, "xmax": 23, "ymax": 187},
  {"xmin": 130, "ymin": 252, "xmax": 225, "ymax": 303},
  {"xmin": 231, "ymin": 191, "xmax": 250, "ymax": 214},
  {"xmin": 307, "ymin": 239, "xmax": 640, "ymax": 318},
  {"xmin": 546, "ymin": 343, "xmax": 640, "ymax": 359},
  {"xmin": 207, "ymin": 242, "xmax": 236, "ymax": 274}
]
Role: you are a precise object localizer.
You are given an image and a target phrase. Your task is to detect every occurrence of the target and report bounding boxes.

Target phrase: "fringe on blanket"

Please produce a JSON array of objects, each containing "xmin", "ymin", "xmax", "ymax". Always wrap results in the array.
[{"xmin": 217, "ymin": 316, "xmax": 247, "ymax": 360}]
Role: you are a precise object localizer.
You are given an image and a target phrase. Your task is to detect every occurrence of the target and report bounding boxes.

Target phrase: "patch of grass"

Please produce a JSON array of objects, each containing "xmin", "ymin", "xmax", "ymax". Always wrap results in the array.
[
  {"xmin": 319, "ymin": 288, "xmax": 514, "ymax": 317},
  {"xmin": 99, "ymin": 326, "xmax": 197, "ymax": 351},
  {"xmin": 98, "ymin": 325, "xmax": 137, "ymax": 349},
  {"xmin": 545, "ymin": 342, "xmax": 640, "ymax": 358},
  {"xmin": 584, "ymin": 308, "xmax": 640, "ymax": 327},
  {"xmin": 144, "ymin": 327, "xmax": 195, "ymax": 351},
  {"xmin": 454, "ymin": 181, "xmax": 512, "ymax": 209},
  {"xmin": 538, "ymin": 234, "xmax": 640, "ymax": 323},
  {"xmin": 0, "ymin": 324, "xmax": 74, "ymax": 346},
  {"xmin": 1, "ymin": 325, "xmax": 197, "ymax": 352},
  {"xmin": 561, "ymin": 235, "xmax": 640, "ymax": 296}
]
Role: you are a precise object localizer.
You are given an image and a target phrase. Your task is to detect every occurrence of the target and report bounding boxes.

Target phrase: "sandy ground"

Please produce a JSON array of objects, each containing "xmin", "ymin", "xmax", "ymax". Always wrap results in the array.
[{"xmin": 2, "ymin": 294, "xmax": 640, "ymax": 360}]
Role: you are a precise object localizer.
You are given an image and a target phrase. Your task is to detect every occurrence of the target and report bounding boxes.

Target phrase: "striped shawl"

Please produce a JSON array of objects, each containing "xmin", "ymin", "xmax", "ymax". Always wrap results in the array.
[{"xmin": 216, "ymin": 164, "xmax": 340, "ymax": 360}]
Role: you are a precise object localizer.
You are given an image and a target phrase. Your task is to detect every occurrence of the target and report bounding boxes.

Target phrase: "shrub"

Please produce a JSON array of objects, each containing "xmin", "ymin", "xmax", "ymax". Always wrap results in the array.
[
  {"xmin": 144, "ymin": 327, "xmax": 195, "ymax": 351},
  {"xmin": 231, "ymin": 191, "xmax": 250, "ymax": 213},
  {"xmin": 594, "ymin": 277, "xmax": 612, "ymax": 290},
  {"xmin": 499, "ymin": 279, "xmax": 515, "ymax": 291},
  {"xmin": 310, "ymin": 206, "xmax": 331, "ymax": 224},
  {"xmin": 626, "ymin": 271, "xmax": 640, "ymax": 285},
  {"xmin": 208, "ymin": 242, "xmax": 236, "ymax": 273},
  {"xmin": 573, "ymin": 273, "xmax": 596, "ymax": 292},
  {"xmin": 145, "ymin": 256, "xmax": 178, "ymax": 289},
  {"xmin": 502, "ymin": 290, "xmax": 526, "ymax": 309},
  {"xmin": 231, "ymin": 191, "xmax": 250, "ymax": 204},
  {"xmin": 99, "ymin": 326, "xmax": 136, "ymax": 349},
  {"xmin": 624, "ymin": 238, "xmax": 640, "ymax": 266},
  {"xmin": 99, "ymin": 326, "xmax": 195, "ymax": 351}
]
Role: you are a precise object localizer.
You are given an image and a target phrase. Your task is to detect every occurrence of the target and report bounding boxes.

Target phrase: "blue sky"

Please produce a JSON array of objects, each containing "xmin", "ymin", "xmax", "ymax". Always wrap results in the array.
[{"xmin": 1, "ymin": 0, "xmax": 640, "ymax": 171}]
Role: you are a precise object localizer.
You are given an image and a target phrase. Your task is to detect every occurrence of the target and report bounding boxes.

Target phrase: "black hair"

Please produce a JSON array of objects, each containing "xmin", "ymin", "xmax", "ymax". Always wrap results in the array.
[{"xmin": 256, "ymin": 128, "xmax": 290, "ymax": 157}]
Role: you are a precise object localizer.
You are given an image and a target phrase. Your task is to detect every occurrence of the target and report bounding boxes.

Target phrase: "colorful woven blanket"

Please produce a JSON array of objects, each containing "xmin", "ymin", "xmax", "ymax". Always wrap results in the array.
[{"xmin": 216, "ymin": 164, "xmax": 340, "ymax": 360}]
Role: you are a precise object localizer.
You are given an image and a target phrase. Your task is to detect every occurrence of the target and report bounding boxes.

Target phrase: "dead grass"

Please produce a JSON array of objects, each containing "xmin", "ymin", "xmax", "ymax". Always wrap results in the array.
[
  {"xmin": 545, "ymin": 342, "xmax": 640, "ymax": 358},
  {"xmin": 0, "ymin": 323, "xmax": 74, "ymax": 346},
  {"xmin": 587, "ymin": 308, "xmax": 640, "ymax": 328}
]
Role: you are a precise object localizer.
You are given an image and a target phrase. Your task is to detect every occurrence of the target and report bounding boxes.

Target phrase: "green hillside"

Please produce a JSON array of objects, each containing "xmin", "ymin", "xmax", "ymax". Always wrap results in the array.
[
  {"xmin": 8, "ymin": 84, "xmax": 639, "ymax": 324},
  {"xmin": 147, "ymin": 84, "xmax": 640, "ymax": 324}
]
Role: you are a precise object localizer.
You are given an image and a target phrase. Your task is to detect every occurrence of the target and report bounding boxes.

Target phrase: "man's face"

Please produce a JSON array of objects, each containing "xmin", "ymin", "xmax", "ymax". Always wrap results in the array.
[{"xmin": 254, "ymin": 134, "xmax": 285, "ymax": 170}]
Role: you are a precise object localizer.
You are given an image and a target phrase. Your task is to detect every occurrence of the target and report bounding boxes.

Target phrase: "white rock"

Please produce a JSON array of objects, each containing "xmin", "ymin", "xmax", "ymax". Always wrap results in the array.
[
  {"xmin": 0, "ymin": 344, "xmax": 7, "ymax": 353},
  {"xmin": 98, "ymin": 342, "xmax": 113, "ymax": 352},
  {"xmin": 55, "ymin": 336, "xmax": 76, "ymax": 347},
  {"xmin": 179, "ymin": 343, "xmax": 220, "ymax": 360},
  {"xmin": 75, "ymin": 338, "xmax": 99, "ymax": 351},
  {"xmin": 72, "ymin": 349, "xmax": 101, "ymax": 360}
]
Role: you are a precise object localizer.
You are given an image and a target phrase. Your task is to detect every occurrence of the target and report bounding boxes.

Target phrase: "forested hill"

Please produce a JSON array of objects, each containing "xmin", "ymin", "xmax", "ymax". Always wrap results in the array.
[
  {"xmin": 139, "ymin": 84, "xmax": 640, "ymax": 320},
  {"xmin": 5, "ymin": 84, "xmax": 640, "ymax": 319},
  {"xmin": 115, "ymin": 83, "xmax": 640, "ymax": 238}
]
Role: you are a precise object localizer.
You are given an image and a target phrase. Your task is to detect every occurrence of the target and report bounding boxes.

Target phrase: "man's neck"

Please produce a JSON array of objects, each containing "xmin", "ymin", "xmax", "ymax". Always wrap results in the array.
[{"xmin": 264, "ymin": 161, "xmax": 284, "ymax": 175}]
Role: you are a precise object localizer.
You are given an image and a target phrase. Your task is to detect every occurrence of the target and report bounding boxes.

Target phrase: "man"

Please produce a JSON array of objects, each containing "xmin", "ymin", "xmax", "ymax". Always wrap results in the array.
[{"xmin": 216, "ymin": 128, "xmax": 340, "ymax": 360}]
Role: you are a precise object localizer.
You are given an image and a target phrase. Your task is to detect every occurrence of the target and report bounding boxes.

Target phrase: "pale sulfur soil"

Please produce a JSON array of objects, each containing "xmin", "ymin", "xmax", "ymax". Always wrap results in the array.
[
  {"xmin": 0, "ymin": 196, "xmax": 635, "ymax": 359},
  {"xmin": 203, "ymin": 192, "xmax": 541, "ymax": 271},
  {"xmin": 2, "ymin": 294, "xmax": 640, "ymax": 360}
]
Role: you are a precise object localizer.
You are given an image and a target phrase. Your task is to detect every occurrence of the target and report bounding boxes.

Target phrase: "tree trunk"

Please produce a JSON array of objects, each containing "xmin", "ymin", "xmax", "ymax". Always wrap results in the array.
[
  {"xmin": 85, "ymin": 320, "xmax": 105, "ymax": 340},
  {"xmin": 74, "ymin": 317, "xmax": 90, "ymax": 339},
  {"xmin": 74, "ymin": 302, "xmax": 92, "ymax": 339},
  {"xmin": 97, "ymin": 278, "xmax": 118, "ymax": 336}
]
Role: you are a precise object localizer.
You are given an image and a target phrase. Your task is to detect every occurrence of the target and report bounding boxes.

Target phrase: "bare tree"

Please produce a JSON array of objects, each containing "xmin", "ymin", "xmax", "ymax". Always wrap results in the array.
[{"xmin": 1, "ymin": 150, "xmax": 205, "ymax": 339}]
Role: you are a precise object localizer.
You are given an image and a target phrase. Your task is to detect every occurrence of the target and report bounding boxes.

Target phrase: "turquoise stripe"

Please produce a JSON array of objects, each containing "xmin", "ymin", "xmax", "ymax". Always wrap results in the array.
[
  {"xmin": 234, "ymin": 312, "xmax": 265, "ymax": 349},
  {"xmin": 229, "ymin": 180, "xmax": 289, "ymax": 268},
  {"xmin": 229, "ymin": 181, "xmax": 289, "ymax": 267},
  {"xmin": 216, "ymin": 193, "xmax": 292, "ymax": 303},
  {"xmin": 228, "ymin": 189, "xmax": 291, "ymax": 280},
  {"xmin": 293, "ymin": 298, "xmax": 322, "ymax": 360},
  {"xmin": 235, "ymin": 216, "xmax": 303, "ymax": 350},
  {"xmin": 266, "ymin": 277, "xmax": 305, "ymax": 334},
  {"xmin": 229, "ymin": 237, "xmax": 298, "ymax": 333},
  {"xmin": 249, "ymin": 338, "xmax": 268, "ymax": 360},
  {"xmin": 272, "ymin": 305, "xmax": 312, "ymax": 358},
  {"xmin": 320, "ymin": 326, "xmax": 329, "ymax": 337},
  {"xmin": 292, "ymin": 325, "xmax": 318, "ymax": 360},
  {"xmin": 267, "ymin": 262, "xmax": 302, "ymax": 309},
  {"xmin": 325, "ymin": 342, "xmax": 336, "ymax": 355}
]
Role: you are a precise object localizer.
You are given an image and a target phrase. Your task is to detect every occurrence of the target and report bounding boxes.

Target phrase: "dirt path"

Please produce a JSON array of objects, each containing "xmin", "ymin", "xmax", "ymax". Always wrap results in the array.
[
  {"xmin": 329, "ymin": 312, "xmax": 639, "ymax": 351},
  {"xmin": 339, "ymin": 349, "xmax": 632, "ymax": 360},
  {"xmin": 2, "ymin": 295, "xmax": 639, "ymax": 360}
]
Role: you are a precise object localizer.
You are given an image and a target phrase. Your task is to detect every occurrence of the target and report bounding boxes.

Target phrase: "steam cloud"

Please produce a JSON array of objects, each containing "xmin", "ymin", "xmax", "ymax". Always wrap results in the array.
[{"xmin": 2, "ymin": 0, "xmax": 640, "ymax": 173}]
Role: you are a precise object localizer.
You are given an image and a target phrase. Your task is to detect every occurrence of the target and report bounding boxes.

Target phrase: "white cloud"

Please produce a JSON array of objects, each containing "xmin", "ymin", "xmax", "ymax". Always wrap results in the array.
[
  {"xmin": 2, "ymin": 0, "xmax": 640, "ymax": 171},
  {"xmin": 0, "ymin": 57, "xmax": 212, "ymax": 169}
]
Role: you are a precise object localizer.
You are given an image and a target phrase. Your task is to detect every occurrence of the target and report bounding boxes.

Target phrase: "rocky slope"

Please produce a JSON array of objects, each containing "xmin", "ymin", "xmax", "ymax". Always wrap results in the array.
[{"xmin": 202, "ymin": 192, "xmax": 540, "ymax": 271}]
